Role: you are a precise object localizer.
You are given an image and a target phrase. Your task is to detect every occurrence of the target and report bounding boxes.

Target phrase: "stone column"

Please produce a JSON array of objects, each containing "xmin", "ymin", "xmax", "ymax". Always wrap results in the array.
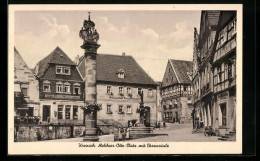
[
  {"xmin": 79, "ymin": 13, "xmax": 101, "ymax": 142},
  {"xmin": 83, "ymin": 54, "xmax": 99, "ymax": 142}
]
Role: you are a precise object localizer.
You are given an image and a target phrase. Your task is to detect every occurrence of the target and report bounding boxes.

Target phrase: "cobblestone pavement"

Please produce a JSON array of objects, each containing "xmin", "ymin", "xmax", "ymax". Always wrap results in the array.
[
  {"xmin": 126, "ymin": 123, "xmax": 221, "ymax": 142},
  {"xmin": 44, "ymin": 123, "xmax": 220, "ymax": 142}
]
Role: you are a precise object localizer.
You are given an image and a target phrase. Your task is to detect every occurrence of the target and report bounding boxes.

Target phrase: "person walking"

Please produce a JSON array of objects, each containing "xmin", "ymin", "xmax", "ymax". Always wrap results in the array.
[
  {"xmin": 123, "ymin": 127, "xmax": 126, "ymax": 140},
  {"xmin": 126, "ymin": 128, "xmax": 130, "ymax": 140},
  {"xmin": 118, "ymin": 128, "xmax": 123, "ymax": 141}
]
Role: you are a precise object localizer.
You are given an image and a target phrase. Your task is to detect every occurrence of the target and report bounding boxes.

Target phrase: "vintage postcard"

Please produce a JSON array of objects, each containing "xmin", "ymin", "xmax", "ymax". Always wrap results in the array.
[{"xmin": 8, "ymin": 4, "xmax": 242, "ymax": 154}]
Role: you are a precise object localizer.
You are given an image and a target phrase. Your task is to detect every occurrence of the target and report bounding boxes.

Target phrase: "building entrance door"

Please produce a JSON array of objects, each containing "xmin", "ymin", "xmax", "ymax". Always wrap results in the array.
[
  {"xmin": 43, "ymin": 105, "xmax": 51, "ymax": 121},
  {"xmin": 220, "ymin": 103, "xmax": 227, "ymax": 126},
  {"xmin": 175, "ymin": 112, "xmax": 178, "ymax": 123}
]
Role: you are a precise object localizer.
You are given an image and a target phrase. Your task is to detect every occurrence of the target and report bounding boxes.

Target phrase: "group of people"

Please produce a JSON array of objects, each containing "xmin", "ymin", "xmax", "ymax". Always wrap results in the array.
[{"xmin": 117, "ymin": 127, "xmax": 130, "ymax": 141}]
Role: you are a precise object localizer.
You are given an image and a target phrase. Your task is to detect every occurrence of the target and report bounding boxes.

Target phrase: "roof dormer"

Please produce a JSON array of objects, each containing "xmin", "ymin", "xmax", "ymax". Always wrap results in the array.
[{"xmin": 117, "ymin": 69, "xmax": 125, "ymax": 79}]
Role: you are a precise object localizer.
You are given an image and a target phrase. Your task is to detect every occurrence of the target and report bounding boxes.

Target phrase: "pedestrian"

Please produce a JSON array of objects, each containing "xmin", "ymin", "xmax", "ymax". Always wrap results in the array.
[
  {"xmin": 163, "ymin": 122, "xmax": 166, "ymax": 127},
  {"xmin": 126, "ymin": 128, "xmax": 130, "ymax": 140},
  {"xmin": 118, "ymin": 128, "xmax": 122, "ymax": 141},
  {"xmin": 129, "ymin": 121, "xmax": 132, "ymax": 127},
  {"xmin": 123, "ymin": 127, "xmax": 126, "ymax": 140},
  {"xmin": 158, "ymin": 121, "xmax": 161, "ymax": 129}
]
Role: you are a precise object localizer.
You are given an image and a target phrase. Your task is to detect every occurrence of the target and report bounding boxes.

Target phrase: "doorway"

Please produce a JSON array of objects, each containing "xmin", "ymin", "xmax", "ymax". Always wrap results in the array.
[
  {"xmin": 43, "ymin": 105, "xmax": 51, "ymax": 121},
  {"xmin": 220, "ymin": 103, "xmax": 227, "ymax": 126}
]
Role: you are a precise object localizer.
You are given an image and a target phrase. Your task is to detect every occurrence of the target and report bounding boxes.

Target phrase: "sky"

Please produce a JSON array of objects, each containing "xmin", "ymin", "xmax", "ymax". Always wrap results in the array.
[{"xmin": 14, "ymin": 11, "xmax": 201, "ymax": 81}]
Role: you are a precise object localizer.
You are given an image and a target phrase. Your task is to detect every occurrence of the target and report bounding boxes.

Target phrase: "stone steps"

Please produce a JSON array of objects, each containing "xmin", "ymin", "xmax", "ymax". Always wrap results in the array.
[
  {"xmin": 218, "ymin": 131, "xmax": 236, "ymax": 141},
  {"xmin": 130, "ymin": 133, "xmax": 168, "ymax": 139}
]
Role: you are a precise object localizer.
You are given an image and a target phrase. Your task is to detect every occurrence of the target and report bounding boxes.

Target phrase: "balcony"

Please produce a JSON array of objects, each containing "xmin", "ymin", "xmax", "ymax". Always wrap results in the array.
[{"xmin": 14, "ymin": 116, "xmax": 40, "ymax": 124}]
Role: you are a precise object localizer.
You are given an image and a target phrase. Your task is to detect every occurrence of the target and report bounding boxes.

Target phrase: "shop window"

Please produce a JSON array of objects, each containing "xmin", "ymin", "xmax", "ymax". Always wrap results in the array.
[
  {"xmin": 28, "ymin": 107, "xmax": 34, "ymax": 116},
  {"xmin": 42, "ymin": 105, "xmax": 50, "ymax": 121},
  {"xmin": 21, "ymin": 88, "xmax": 28, "ymax": 96},
  {"xmin": 58, "ymin": 105, "xmax": 63, "ymax": 119},
  {"xmin": 73, "ymin": 106, "xmax": 78, "ymax": 120},
  {"xmin": 65, "ymin": 105, "xmax": 71, "ymax": 120},
  {"xmin": 127, "ymin": 106, "xmax": 132, "ymax": 114}
]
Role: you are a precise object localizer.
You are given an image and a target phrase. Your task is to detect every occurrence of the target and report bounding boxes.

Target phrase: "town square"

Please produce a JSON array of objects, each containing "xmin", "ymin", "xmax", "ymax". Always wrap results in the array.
[{"xmin": 13, "ymin": 9, "xmax": 237, "ymax": 143}]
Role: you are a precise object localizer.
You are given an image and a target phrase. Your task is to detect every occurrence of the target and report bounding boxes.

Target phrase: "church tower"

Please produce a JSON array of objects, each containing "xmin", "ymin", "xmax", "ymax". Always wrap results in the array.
[{"xmin": 79, "ymin": 12, "xmax": 100, "ymax": 141}]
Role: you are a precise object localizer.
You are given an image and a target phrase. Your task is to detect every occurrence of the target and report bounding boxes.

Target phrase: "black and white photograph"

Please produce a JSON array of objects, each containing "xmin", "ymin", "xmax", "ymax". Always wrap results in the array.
[{"xmin": 8, "ymin": 4, "xmax": 242, "ymax": 154}]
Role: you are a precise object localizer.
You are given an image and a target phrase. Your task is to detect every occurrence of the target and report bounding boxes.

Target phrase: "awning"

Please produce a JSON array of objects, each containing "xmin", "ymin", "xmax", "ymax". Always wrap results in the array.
[{"xmin": 14, "ymin": 84, "xmax": 21, "ymax": 92}]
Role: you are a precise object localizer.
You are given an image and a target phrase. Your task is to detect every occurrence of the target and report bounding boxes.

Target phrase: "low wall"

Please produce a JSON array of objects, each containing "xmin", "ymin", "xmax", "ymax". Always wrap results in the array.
[
  {"xmin": 14, "ymin": 124, "xmax": 114, "ymax": 142},
  {"xmin": 14, "ymin": 124, "xmax": 84, "ymax": 142}
]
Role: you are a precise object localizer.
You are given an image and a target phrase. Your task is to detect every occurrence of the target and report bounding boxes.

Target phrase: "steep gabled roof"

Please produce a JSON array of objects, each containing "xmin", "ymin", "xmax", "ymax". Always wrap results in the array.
[
  {"xmin": 170, "ymin": 59, "xmax": 193, "ymax": 84},
  {"xmin": 14, "ymin": 47, "xmax": 36, "ymax": 82},
  {"xmin": 34, "ymin": 47, "xmax": 76, "ymax": 78},
  {"xmin": 78, "ymin": 54, "xmax": 158, "ymax": 86}
]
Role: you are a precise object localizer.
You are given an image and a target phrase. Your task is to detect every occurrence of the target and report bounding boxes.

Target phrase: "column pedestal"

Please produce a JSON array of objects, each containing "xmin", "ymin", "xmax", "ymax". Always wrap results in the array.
[{"xmin": 83, "ymin": 110, "xmax": 99, "ymax": 141}]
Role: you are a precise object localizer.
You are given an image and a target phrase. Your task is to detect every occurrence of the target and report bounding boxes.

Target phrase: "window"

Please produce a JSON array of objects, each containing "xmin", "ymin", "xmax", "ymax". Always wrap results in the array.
[
  {"xmin": 58, "ymin": 105, "xmax": 63, "ymax": 119},
  {"xmin": 107, "ymin": 86, "xmax": 111, "ymax": 94},
  {"xmin": 43, "ymin": 84, "xmax": 50, "ymax": 92},
  {"xmin": 107, "ymin": 105, "xmax": 112, "ymax": 114},
  {"xmin": 73, "ymin": 106, "xmax": 78, "ymax": 120},
  {"xmin": 64, "ymin": 83, "xmax": 70, "ymax": 93},
  {"xmin": 42, "ymin": 105, "xmax": 51, "ymax": 121},
  {"xmin": 117, "ymin": 69, "xmax": 125, "ymax": 79},
  {"xmin": 56, "ymin": 65, "xmax": 71, "ymax": 75},
  {"xmin": 228, "ymin": 63, "xmax": 232, "ymax": 78},
  {"xmin": 119, "ymin": 87, "xmax": 123, "ymax": 94},
  {"xmin": 65, "ymin": 105, "xmax": 71, "ymax": 120},
  {"xmin": 118, "ymin": 73, "xmax": 124, "ymax": 79},
  {"xmin": 74, "ymin": 87, "xmax": 80, "ymax": 95},
  {"xmin": 127, "ymin": 87, "xmax": 131, "ymax": 94},
  {"xmin": 56, "ymin": 84, "xmax": 63, "ymax": 93},
  {"xmin": 148, "ymin": 89, "xmax": 153, "ymax": 96},
  {"xmin": 64, "ymin": 67, "xmax": 70, "ymax": 74},
  {"xmin": 21, "ymin": 88, "xmax": 28, "ymax": 96},
  {"xmin": 56, "ymin": 66, "xmax": 62, "ymax": 74},
  {"xmin": 28, "ymin": 107, "xmax": 34, "ymax": 116},
  {"xmin": 127, "ymin": 106, "xmax": 132, "ymax": 114},
  {"xmin": 138, "ymin": 88, "xmax": 142, "ymax": 95},
  {"xmin": 73, "ymin": 83, "xmax": 81, "ymax": 95},
  {"xmin": 118, "ymin": 105, "xmax": 123, "ymax": 113}
]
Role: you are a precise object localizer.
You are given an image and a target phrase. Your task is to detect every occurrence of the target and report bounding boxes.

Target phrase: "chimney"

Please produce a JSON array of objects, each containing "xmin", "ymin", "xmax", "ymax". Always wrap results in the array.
[
  {"xmin": 74, "ymin": 55, "xmax": 80, "ymax": 65},
  {"xmin": 122, "ymin": 52, "xmax": 125, "ymax": 56}
]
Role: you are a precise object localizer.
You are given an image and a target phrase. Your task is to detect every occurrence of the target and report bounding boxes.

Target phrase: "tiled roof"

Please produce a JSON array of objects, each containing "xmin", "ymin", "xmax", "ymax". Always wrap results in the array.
[
  {"xmin": 14, "ymin": 47, "xmax": 36, "ymax": 83},
  {"xmin": 79, "ymin": 54, "xmax": 158, "ymax": 86},
  {"xmin": 170, "ymin": 59, "xmax": 193, "ymax": 84},
  {"xmin": 34, "ymin": 47, "xmax": 76, "ymax": 78}
]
